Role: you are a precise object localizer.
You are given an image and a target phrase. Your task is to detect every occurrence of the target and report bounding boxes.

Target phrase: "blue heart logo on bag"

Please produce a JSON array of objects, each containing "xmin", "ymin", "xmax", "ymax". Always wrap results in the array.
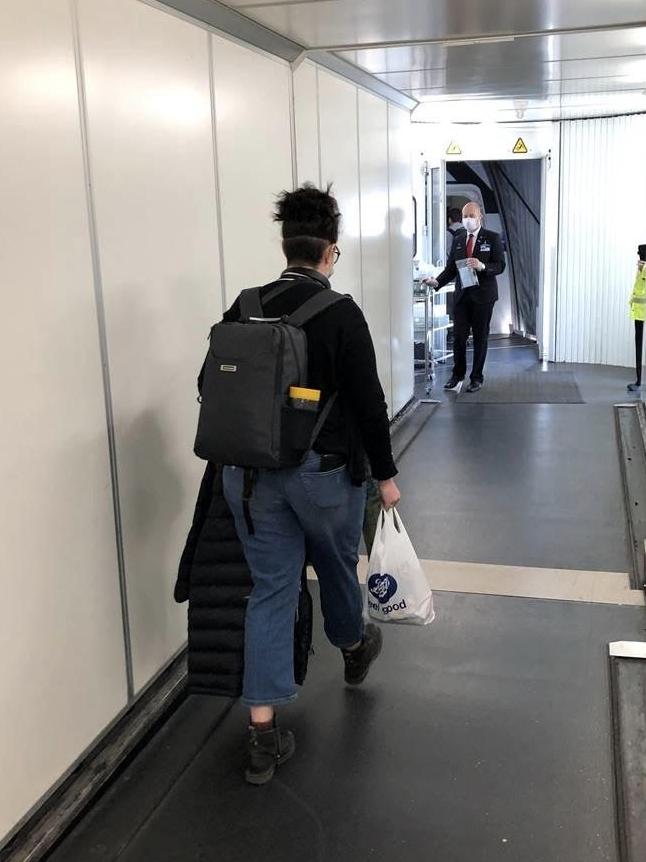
[{"xmin": 368, "ymin": 573, "xmax": 398, "ymax": 603}]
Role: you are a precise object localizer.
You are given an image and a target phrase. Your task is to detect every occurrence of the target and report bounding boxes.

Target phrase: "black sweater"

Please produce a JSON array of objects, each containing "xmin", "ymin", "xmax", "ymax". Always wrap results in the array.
[{"xmin": 222, "ymin": 267, "xmax": 397, "ymax": 484}]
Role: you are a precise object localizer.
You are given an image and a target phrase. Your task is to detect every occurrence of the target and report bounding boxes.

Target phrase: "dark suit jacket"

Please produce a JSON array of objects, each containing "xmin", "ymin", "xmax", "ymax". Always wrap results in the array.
[{"xmin": 436, "ymin": 227, "xmax": 505, "ymax": 305}]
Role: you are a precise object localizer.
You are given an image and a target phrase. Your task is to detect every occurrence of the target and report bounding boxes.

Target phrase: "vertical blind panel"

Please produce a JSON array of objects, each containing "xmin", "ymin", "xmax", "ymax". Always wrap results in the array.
[{"xmin": 556, "ymin": 114, "xmax": 646, "ymax": 367}]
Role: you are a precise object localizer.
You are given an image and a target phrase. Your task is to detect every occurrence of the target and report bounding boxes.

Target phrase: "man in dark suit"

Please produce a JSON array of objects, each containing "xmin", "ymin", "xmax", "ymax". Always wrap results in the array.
[{"xmin": 425, "ymin": 201, "xmax": 505, "ymax": 393}]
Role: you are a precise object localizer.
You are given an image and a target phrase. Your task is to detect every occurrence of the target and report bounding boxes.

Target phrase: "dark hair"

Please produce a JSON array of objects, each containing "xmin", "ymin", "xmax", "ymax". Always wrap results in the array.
[
  {"xmin": 274, "ymin": 184, "xmax": 341, "ymax": 265},
  {"xmin": 448, "ymin": 208, "xmax": 462, "ymax": 223}
]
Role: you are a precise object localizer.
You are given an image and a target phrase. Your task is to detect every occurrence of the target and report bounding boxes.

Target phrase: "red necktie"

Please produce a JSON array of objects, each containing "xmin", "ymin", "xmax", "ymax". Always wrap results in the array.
[{"xmin": 466, "ymin": 234, "xmax": 475, "ymax": 258}]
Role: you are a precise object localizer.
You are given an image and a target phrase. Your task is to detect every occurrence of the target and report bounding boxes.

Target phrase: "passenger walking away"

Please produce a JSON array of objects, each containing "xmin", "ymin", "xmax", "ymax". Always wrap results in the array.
[
  {"xmin": 207, "ymin": 185, "xmax": 400, "ymax": 785},
  {"xmin": 425, "ymin": 201, "xmax": 505, "ymax": 393}
]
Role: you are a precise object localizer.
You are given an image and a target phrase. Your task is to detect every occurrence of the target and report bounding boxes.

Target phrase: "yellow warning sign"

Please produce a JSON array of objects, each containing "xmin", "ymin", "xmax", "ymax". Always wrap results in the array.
[
  {"xmin": 512, "ymin": 137, "xmax": 528, "ymax": 154},
  {"xmin": 446, "ymin": 141, "xmax": 462, "ymax": 155}
]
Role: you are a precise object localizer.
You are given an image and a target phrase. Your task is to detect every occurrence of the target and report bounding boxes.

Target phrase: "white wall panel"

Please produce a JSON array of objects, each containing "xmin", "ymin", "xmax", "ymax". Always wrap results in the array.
[
  {"xmin": 388, "ymin": 104, "xmax": 415, "ymax": 414},
  {"xmin": 556, "ymin": 114, "xmax": 646, "ymax": 366},
  {"xmin": 318, "ymin": 71, "xmax": 363, "ymax": 303},
  {"xmin": 358, "ymin": 90, "xmax": 392, "ymax": 413},
  {"xmin": 293, "ymin": 61, "xmax": 320, "ymax": 186},
  {"xmin": 78, "ymin": 0, "xmax": 221, "ymax": 693},
  {"xmin": 212, "ymin": 35, "xmax": 293, "ymax": 304},
  {"xmin": 0, "ymin": 0, "xmax": 126, "ymax": 840}
]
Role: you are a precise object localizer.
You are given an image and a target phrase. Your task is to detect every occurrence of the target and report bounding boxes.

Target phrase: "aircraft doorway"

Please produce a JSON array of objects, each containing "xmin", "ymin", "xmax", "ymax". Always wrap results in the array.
[{"xmin": 445, "ymin": 158, "xmax": 543, "ymax": 344}]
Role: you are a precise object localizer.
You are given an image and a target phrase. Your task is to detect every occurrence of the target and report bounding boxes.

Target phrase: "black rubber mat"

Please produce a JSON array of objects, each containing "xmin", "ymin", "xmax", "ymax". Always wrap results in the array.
[
  {"xmin": 457, "ymin": 370, "xmax": 584, "ymax": 403},
  {"xmin": 45, "ymin": 590, "xmax": 646, "ymax": 862}
]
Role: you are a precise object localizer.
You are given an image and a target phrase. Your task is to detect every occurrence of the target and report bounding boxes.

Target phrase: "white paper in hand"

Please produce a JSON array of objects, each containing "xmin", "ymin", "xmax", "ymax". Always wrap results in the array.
[{"xmin": 366, "ymin": 509, "xmax": 435, "ymax": 626}]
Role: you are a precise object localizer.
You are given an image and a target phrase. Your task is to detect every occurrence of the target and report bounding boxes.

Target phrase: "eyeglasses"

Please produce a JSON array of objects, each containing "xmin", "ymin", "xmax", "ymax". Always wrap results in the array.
[{"xmin": 333, "ymin": 246, "xmax": 341, "ymax": 263}]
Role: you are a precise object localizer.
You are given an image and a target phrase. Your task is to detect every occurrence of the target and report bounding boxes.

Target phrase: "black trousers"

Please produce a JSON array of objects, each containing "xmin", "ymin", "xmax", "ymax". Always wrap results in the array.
[
  {"xmin": 452, "ymin": 293, "xmax": 495, "ymax": 383},
  {"xmin": 635, "ymin": 320, "xmax": 644, "ymax": 385}
]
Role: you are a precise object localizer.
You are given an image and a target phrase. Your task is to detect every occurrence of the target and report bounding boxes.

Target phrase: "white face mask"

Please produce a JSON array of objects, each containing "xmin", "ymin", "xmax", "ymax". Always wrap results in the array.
[{"xmin": 463, "ymin": 216, "xmax": 479, "ymax": 233}]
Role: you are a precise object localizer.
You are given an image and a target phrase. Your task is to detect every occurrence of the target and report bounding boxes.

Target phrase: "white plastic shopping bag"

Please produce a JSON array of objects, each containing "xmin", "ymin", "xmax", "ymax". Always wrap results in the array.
[{"xmin": 365, "ymin": 508, "xmax": 435, "ymax": 626}]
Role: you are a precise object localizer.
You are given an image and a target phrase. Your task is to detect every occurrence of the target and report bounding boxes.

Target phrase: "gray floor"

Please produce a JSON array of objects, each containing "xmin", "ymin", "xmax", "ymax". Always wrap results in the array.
[
  {"xmin": 48, "ymin": 589, "xmax": 645, "ymax": 862},
  {"xmin": 410, "ymin": 342, "xmax": 633, "ymax": 571},
  {"xmin": 45, "ymin": 344, "xmax": 646, "ymax": 862}
]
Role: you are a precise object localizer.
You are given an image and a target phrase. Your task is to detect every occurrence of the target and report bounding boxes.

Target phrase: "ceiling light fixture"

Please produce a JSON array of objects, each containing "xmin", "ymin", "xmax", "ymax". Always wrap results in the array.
[
  {"xmin": 436, "ymin": 35, "xmax": 517, "ymax": 48},
  {"xmin": 514, "ymin": 99, "xmax": 529, "ymax": 120}
]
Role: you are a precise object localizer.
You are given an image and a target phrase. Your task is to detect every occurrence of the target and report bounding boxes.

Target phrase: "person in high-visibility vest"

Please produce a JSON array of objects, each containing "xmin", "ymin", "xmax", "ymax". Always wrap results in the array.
[{"xmin": 628, "ymin": 251, "xmax": 646, "ymax": 392}]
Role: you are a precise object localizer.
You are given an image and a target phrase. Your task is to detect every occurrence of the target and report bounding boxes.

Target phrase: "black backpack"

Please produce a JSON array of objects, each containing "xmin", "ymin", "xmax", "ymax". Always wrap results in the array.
[{"xmin": 194, "ymin": 279, "xmax": 347, "ymax": 471}]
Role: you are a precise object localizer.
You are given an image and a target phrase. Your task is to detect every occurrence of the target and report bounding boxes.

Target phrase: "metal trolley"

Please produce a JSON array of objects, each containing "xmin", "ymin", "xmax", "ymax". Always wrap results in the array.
[{"xmin": 413, "ymin": 280, "xmax": 454, "ymax": 394}]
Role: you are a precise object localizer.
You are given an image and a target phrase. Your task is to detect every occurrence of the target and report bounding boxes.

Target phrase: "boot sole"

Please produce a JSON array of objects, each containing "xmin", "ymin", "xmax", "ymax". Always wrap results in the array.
[{"xmin": 245, "ymin": 742, "xmax": 296, "ymax": 786}]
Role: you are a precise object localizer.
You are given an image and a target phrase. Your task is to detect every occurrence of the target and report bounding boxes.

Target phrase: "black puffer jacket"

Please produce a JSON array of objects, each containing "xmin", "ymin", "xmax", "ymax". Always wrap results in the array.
[{"xmin": 174, "ymin": 464, "xmax": 312, "ymax": 697}]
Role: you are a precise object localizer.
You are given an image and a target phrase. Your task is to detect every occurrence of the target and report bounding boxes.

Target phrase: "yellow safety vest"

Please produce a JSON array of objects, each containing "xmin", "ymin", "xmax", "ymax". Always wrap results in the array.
[{"xmin": 630, "ymin": 268, "xmax": 646, "ymax": 321}]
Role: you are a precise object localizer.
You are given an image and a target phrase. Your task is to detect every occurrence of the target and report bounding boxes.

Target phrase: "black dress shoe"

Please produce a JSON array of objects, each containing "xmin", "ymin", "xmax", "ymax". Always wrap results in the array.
[
  {"xmin": 444, "ymin": 377, "xmax": 463, "ymax": 390},
  {"xmin": 466, "ymin": 381, "xmax": 482, "ymax": 393}
]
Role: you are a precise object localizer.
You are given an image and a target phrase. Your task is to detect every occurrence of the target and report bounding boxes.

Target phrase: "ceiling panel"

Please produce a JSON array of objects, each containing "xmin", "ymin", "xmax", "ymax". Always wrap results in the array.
[
  {"xmin": 340, "ymin": 29, "xmax": 646, "ymax": 76},
  {"xmin": 378, "ymin": 57, "xmax": 646, "ymax": 95},
  {"xmin": 373, "ymin": 59, "xmax": 646, "ymax": 97},
  {"xmin": 341, "ymin": 27, "xmax": 646, "ymax": 121},
  {"xmin": 218, "ymin": 0, "xmax": 646, "ymax": 49},
  {"xmin": 412, "ymin": 78, "xmax": 646, "ymax": 102},
  {"xmin": 413, "ymin": 90, "xmax": 646, "ymax": 122},
  {"xmin": 215, "ymin": 0, "xmax": 646, "ymax": 120}
]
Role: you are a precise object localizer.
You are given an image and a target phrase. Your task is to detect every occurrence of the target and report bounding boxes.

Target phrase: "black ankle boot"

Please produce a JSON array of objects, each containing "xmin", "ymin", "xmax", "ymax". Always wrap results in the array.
[
  {"xmin": 246, "ymin": 724, "xmax": 296, "ymax": 785},
  {"xmin": 342, "ymin": 623, "xmax": 383, "ymax": 685}
]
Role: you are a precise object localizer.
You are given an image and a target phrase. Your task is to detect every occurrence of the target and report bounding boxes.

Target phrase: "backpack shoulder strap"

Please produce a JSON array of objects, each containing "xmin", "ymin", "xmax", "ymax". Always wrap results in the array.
[
  {"xmin": 308, "ymin": 391, "xmax": 338, "ymax": 445},
  {"xmin": 239, "ymin": 279, "xmax": 316, "ymax": 321},
  {"xmin": 263, "ymin": 280, "xmax": 300, "ymax": 304},
  {"xmin": 239, "ymin": 288, "xmax": 263, "ymax": 321},
  {"xmin": 286, "ymin": 290, "xmax": 350, "ymax": 327}
]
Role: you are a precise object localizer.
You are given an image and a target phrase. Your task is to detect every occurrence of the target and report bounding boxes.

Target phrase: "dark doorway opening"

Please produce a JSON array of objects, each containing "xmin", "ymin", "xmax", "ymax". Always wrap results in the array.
[{"xmin": 445, "ymin": 158, "xmax": 542, "ymax": 341}]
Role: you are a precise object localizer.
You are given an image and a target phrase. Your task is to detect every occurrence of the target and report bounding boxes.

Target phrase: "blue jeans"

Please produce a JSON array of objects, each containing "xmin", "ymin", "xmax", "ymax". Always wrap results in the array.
[{"xmin": 223, "ymin": 452, "xmax": 366, "ymax": 707}]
